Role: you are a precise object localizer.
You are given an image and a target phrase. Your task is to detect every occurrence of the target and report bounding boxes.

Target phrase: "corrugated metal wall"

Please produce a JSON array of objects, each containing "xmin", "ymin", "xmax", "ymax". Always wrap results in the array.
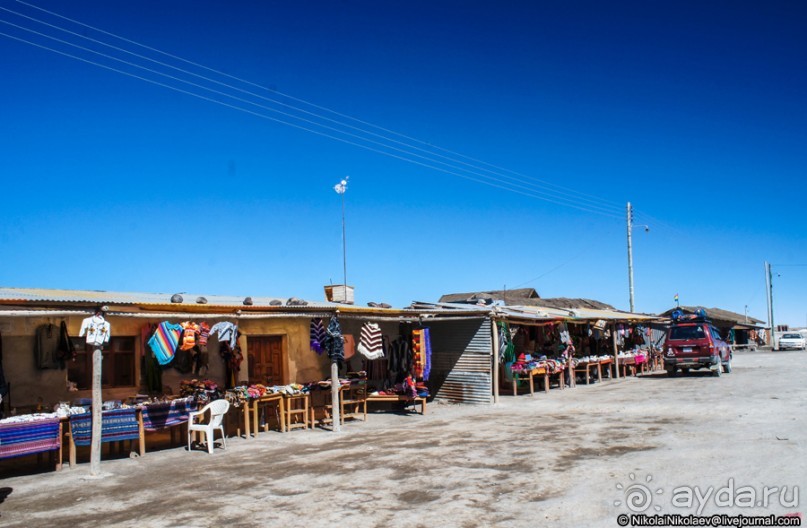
[{"xmin": 425, "ymin": 317, "xmax": 492, "ymax": 404}]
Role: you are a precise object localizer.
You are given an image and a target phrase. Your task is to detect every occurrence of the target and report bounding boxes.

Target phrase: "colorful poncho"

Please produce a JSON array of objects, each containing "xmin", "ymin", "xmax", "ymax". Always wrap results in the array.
[{"xmin": 148, "ymin": 321, "xmax": 182, "ymax": 365}]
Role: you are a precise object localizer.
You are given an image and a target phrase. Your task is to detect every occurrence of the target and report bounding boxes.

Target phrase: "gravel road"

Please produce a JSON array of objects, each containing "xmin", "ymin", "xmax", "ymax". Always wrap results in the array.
[{"xmin": 0, "ymin": 350, "xmax": 804, "ymax": 527}]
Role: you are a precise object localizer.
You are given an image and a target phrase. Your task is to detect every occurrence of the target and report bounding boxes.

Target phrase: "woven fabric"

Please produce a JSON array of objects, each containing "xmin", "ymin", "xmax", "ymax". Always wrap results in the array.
[
  {"xmin": 148, "ymin": 322, "xmax": 182, "ymax": 365},
  {"xmin": 422, "ymin": 327, "xmax": 432, "ymax": 381},
  {"xmin": 310, "ymin": 318, "xmax": 327, "ymax": 354},
  {"xmin": 357, "ymin": 322, "xmax": 384, "ymax": 359},
  {"xmin": 412, "ymin": 330, "xmax": 425, "ymax": 379},
  {"xmin": 140, "ymin": 400, "xmax": 197, "ymax": 432},
  {"xmin": 0, "ymin": 417, "xmax": 61, "ymax": 460},
  {"xmin": 69, "ymin": 408, "xmax": 140, "ymax": 447},
  {"xmin": 323, "ymin": 317, "xmax": 344, "ymax": 362}
]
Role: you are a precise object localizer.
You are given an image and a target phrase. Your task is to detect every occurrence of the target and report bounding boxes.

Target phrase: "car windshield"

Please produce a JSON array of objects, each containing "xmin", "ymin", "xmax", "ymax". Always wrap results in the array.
[
  {"xmin": 782, "ymin": 334, "xmax": 802, "ymax": 339},
  {"xmin": 669, "ymin": 325, "xmax": 706, "ymax": 340}
]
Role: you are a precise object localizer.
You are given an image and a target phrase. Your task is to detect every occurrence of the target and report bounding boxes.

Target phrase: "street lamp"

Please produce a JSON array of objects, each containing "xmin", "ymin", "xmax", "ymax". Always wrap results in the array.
[
  {"xmin": 333, "ymin": 176, "xmax": 349, "ymax": 290},
  {"xmin": 626, "ymin": 202, "xmax": 649, "ymax": 313}
]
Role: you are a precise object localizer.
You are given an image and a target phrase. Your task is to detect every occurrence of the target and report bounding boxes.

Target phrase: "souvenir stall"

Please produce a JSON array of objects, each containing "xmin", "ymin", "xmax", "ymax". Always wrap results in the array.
[
  {"xmin": 613, "ymin": 323, "xmax": 651, "ymax": 376},
  {"xmin": 0, "ymin": 412, "xmax": 65, "ymax": 471},
  {"xmin": 565, "ymin": 320, "xmax": 617, "ymax": 386},
  {"xmin": 492, "ymin": 307, "xmax": 570, "ymax": 397},
  {"xmin": 223, "ymin": 382, "xmax": 309, "ymax": 438},
  {"xmin": 306, "ymin": 314, "xmax": 429, "ymax": 418}
]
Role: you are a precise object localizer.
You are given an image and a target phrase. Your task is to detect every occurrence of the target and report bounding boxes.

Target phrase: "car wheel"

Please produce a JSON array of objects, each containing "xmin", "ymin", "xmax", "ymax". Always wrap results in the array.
[
  {"xmin": 713, "ymin": 360, "xmax": 722, "ymax": 377},
  {"xmin": 666, "ymin": 367, "xmax": 678, "ymax": 377},
  {"xmin": 723, "ymin": 359, "xmax": 732, "ymax": 374}
]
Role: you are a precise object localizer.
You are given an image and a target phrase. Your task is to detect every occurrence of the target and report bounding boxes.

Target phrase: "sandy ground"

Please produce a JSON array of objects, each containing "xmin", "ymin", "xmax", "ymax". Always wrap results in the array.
[{"xmin": 0, "ymin": 350, "xmax": 804, "ymax": 528}]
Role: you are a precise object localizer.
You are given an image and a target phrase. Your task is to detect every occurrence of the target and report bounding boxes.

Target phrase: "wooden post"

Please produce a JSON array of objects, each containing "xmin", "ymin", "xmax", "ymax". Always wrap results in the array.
[
  {"xmin": 491, "ymin": 318, "xmax": 500, "ymax": 404},
  {"xmin": 330, "ymin": 360, "xmax": 341, "ymax": 432},
  {"xmin": 90, "ymin": 347, "xmax": 102, "ymax": 475},
  {"xmin": 612, "ymin": 324, "xmax": 620, "ymax": 379}
]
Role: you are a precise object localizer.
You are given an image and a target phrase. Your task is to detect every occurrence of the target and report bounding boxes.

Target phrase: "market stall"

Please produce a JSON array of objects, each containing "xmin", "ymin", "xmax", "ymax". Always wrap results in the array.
[{"xmin": 0, "ymin": 414, "xmax": 63, "ymax": 471}]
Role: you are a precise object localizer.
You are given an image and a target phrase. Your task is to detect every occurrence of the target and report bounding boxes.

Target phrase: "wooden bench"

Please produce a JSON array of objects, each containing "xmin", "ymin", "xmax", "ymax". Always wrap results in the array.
[{"xmin": 366, "ymin": 394, "xmax": 427, "ymax": 415}]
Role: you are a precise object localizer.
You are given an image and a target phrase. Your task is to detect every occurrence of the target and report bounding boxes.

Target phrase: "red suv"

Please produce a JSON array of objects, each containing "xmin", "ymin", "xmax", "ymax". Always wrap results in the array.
[{"xmin": 664, "ymin": 314, "xmax": 732, "ymax": 377}]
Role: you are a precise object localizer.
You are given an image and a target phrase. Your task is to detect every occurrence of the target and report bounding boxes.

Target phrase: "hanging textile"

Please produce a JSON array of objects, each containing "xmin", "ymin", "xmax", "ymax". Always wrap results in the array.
[
  {"xmin": 55, "ymin": 321, "xmax": 76, "ymax": 367},
  {"xmin": 388, "ymin": 335, "xmax": 411, "ymax": 382},
  {"xmin": 411, "ymin": 330, "xmax": 425, "ymax": 379},
  {"xmin": 323, "ymin": 316, "xmax": 344, "ymax": 362},
  {"xmin": 422, "ymin": 327, "xmax": 432, "ymax": 381},
  {"xmin": 148, "ymin": 321, "xmax": 182, "ymax": 365},
  {"xmin": 498, "ymin": 321, "xmax": 515, "ymax": 363},
  {"xmin": 140, "ymin": 324, "xmax": 162, "ymax": 393},
  {"xmin": 0, "ymin": 331, "xmax": 7, "ymax": 400},
  {"xmin": 198, "ymin": 322, "xmax": 211, "ymax": 350},
  {"xmin": 78, "ymin": 315, "xmax": 111, "ymax": 347},
  {"xmin": 357, "ymin": 322, "xmax": 384, "ymax": 359},
  {"xmin": 343, "ymin": 334, "xmax": 356, "ymax": 359},
  {"xmin": 310, "ymin": 318, "xmax": 327, "ymax": 354},
  {"xmin": 35, "ymin": 324, "xmax": 61, "ymax": 370},
  {"xmin": 209, "ymin": 322, "xmax": 239, "ymax": 349},
  {"xmin": 179, "ymin": 322, "xmax": 200, "ymax": 351}
]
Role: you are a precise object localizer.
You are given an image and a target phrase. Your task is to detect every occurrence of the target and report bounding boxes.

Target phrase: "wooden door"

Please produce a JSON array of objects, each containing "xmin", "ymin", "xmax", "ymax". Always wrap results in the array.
[{"xmin": 248, "ymin": 336, "xmax": 285, "ymax": 385}]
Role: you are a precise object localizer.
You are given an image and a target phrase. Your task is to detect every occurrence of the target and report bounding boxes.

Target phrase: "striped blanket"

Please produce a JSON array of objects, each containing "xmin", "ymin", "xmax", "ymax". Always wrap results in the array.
[
  {"xmin": 69, "ymin": 408, "xmax": 140, "ymax": 447},
  {"xmin": 140, "ymin": 400, "xmax": 197, "ymax": 432},
  {"xmin": 0, "ymin": 417, "xmax": 61, "ymax": 460}
]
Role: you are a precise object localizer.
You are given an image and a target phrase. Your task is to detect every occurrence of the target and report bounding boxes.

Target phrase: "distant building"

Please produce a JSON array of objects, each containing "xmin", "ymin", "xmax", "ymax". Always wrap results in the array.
[{"xmin": 438, "ymin": 288, "xmax": 615, "ymax": 311}]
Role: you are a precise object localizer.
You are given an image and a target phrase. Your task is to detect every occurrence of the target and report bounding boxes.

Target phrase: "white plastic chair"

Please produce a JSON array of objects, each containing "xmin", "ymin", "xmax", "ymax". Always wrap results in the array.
[{"xmin": 187, "ymin": 399, "xmax": 230, "ymax": 454}]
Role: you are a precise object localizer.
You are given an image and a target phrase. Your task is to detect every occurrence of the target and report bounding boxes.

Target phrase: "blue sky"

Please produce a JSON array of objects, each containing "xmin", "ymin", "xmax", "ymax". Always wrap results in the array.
[{"xmin": 1, "ymin": 1, "xmax": 805, "ymax": 326}]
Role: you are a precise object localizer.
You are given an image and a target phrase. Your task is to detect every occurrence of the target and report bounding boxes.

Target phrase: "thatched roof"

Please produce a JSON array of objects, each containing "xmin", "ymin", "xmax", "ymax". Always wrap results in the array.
[
  {"xmin": 438, "ymin": 289, "xmax": 614, "ymax": 310},
  {"xmin": 659, "ymin": 306, "xmax": 765, "ymax": 326}
]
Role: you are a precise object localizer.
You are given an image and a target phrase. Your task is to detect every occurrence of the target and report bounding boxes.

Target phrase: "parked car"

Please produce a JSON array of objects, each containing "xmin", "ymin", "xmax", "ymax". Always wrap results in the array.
[
  {"xmin": 664, "ymin": 312, "xmax": 732, "ymax": 377},
  {"xmin": 778, "ymin": 333, "xmax": 806, "ymax": 351}
]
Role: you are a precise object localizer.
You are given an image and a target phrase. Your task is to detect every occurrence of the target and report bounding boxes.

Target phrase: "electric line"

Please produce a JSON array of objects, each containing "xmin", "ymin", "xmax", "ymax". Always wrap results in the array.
[
  {"xmin": 0, "ymin": 29, "xmax": 626, "ymax": 219},
  {"xmin": 510, "ymin": 249, "xmax": 589, "ymax": 289},
  {"xmin": 12, "ymin": 0, "xmax": 627, "ymax": 215},
  {"xmin": 0, "ymin": 16, "xmax": 623, "ymax": 216}
]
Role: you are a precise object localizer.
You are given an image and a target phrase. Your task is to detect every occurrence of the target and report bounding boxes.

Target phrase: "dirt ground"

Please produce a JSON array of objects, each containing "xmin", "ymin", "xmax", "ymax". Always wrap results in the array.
[{"xmin": 0, "ymin": 350, "xmax": 804, "ymax": 528}]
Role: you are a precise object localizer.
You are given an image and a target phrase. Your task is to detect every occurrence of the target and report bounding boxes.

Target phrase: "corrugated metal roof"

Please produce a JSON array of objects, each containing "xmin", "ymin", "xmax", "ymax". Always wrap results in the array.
[
  {"xmin": 498, "ymin": 305, "xmax": 662, "ymax": 322},
  {"xmin": 0, "ymin": 288, "xmax": 494, "ymax": 318},
  {"xmin": 0, "ymin": 287, "xmax": 335, "ymax": 309}
]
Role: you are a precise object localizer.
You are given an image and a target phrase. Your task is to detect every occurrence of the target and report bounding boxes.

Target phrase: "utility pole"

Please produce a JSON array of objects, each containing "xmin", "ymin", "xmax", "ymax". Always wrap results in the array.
[
  {"xmin": 627, "ymin": 202, "xmax": 635, "ymax": 312},
  {"xmin": 766, "ymin": 262, "xmax": 776, "ymax": 350},
  {"xmin": 765, "ymin": 261, "xmax": 776, "ymax": 349}
]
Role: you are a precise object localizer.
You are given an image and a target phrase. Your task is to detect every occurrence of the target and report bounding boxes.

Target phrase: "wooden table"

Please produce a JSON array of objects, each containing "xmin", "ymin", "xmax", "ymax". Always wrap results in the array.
[
  {"xmin": 366, "ymin": 394, "xmax": 427, "ymax": 415},
  {"xmin": 512, "ymin": 366, "xmax": 549, "ymax": 396},
  {"xmin": 574, "ymin": 360, "xmax": 601, "ymax": 385},
  {"xmin": 599, "ymin": 357, "xmax": 614, "ymax": 379},
  {"xmin": 66, "ymin": 408, "xmax": 143, "ymax": 468},
  {"xmin": 245, "ymin": 393, "xmax": 286, "ymax": 438},
  {"xmin": 619, "ymin": 356, "xmax": 647, "ymax": 377},
  {"xmin": 0, "ymin": 416, "xmax": 63, "ymax": 471},
  {"xmin": 282, "ymin": 393, "xmax": 309, "ymax": 431}
]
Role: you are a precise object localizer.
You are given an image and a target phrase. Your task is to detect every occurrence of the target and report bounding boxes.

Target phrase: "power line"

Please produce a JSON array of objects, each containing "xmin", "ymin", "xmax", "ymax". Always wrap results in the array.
[
  {"xmin": 11, "ymin": 0, "xmax": 627, "ymax": 215},
  {"xmin": 0, "ymin": 29, "xmax": 626, "ymax": 219},
  {"xmin": 0, "ymin": 15, "xmax": 625, "ymax": 217},
  {"xmin": 510, "ymin": 249, "xmax": 589, "ymax": 289}
]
